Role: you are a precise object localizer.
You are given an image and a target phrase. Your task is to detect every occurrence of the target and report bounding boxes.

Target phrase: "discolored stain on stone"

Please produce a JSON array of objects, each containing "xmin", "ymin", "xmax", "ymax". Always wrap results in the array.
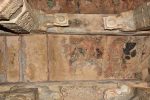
[
  {"xmin": 123, "ymin": 42, "xmax": 136, "ymax": 55},
  {"xmin": 131, "ymin": 49, "xmax": 136, "ymax": 57},
  {"xmin": 103, "ymin": 36, "xmax": 147, "ymax": 79},
  {"xmin": 95, "ymin": 48, "xmax": 103, "ymax": 59},
  {"xmin": 6, "ymin": 36, "xmax": 20, "ymax": 82},
  {"xmin": 69, "ymin": 19, "xmax": 82, "ymax": 27},
  {"xmin": 47, "ymin": 0, "xmax": 55, "ymax": 8},
  {"xmin": 125, "ymin": 56, "xmax": 131, "ymax": 60},
  {"xmin": 48, "ymin": 35, "xmax": 106, "ymax": 81},
  {"xmin": 23, "ymin": 35, "xmax": 48, "ymax": 82},
  {"xmin": 123, "ymin": 42, "xmax": 137, "ymax": 59}
]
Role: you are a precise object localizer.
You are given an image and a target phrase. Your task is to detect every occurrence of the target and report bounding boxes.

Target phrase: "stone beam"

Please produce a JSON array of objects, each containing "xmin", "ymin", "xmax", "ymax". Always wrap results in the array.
[
  {"xmin": 35, "ymin": 13, "xmax": 150, "ymax": 36},
  {"xmin": 104, "ymin": 1, "xmax": 150, "ymax": 32},
  {"xmin": 0, "ymin": 81, "xmax": 148, "ymax": 100}
]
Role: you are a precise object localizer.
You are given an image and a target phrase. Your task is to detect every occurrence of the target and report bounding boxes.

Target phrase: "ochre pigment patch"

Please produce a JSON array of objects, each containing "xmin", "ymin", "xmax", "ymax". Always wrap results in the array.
[
  {"xmin": 6, "ymin": 36, "xmax": 20, "ymax": 82},
  {"xmin": 23, "ymin": 35, "xmax": 48, "ymax": 82}
]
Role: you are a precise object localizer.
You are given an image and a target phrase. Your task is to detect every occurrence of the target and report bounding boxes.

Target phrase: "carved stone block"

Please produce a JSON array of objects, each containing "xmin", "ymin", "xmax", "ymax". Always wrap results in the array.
[
  {"xmin": 0, "ymin": 88, "xmax": 38, "ymax": 100},
  {"xmin": 103, "ymin": 11, "xmax": 136, "ymax": 31},
  {"xmin": 53, "ymin": 13, "xmax": 69, "ymax": 26},
  {"xmin": 0, "ymin": 0, "xmax": 35, "ymax": 33},
  {"xmin": 0, "ymin": 0, "xmax": 23, "ymax": 20},
  {"xmin": 104, "ymin": 85, "xmax": 134, "ymax": 100}
]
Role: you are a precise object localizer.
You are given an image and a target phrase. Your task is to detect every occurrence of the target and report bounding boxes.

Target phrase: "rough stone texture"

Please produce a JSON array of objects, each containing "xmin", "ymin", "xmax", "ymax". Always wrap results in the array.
[
  {"xmin": 23, "ymin": 35, "xmax": 48, "ymax": 82},
  {"xmin": 0, "ymin": 82, "xmax": 120, "ymax": 100},
  {"xmin": 140, "ymin": 51, "xmax": 150, "ymax": 82},
  {"xmin": 134, "ymin": 2, "xmax": 150, "ymax": 30},
  {"xmin": 27, "ymin": 0, "xmax": 148, "ymax": 14},
  {"xmin": 6, "ymin": 36, "xmax": 20, "ymax": 82},
  {"xmin": 60, "ymin": 85, "xmax": 117, "ymax": 100},
  {"xmin": 132, "ymin": 89, "xmax": 150, "ymax": 100},
  {"xmin": 0, "ymin": 0, "xmax": 23, "ymax": 20},
  {"xmin": 104, "ymin": 85, "xmax": 135, "ymax": 100},
  {"xmin": 0, "ymin": 37, "xmax": 5, "ymax": 74},
  {"xmin": 0, "ymin": 88, "xmax": 38, "ymax": 100},
  {"xmin": 0, "ymin": 37, "xmax": 6, "ymax": 82}
]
